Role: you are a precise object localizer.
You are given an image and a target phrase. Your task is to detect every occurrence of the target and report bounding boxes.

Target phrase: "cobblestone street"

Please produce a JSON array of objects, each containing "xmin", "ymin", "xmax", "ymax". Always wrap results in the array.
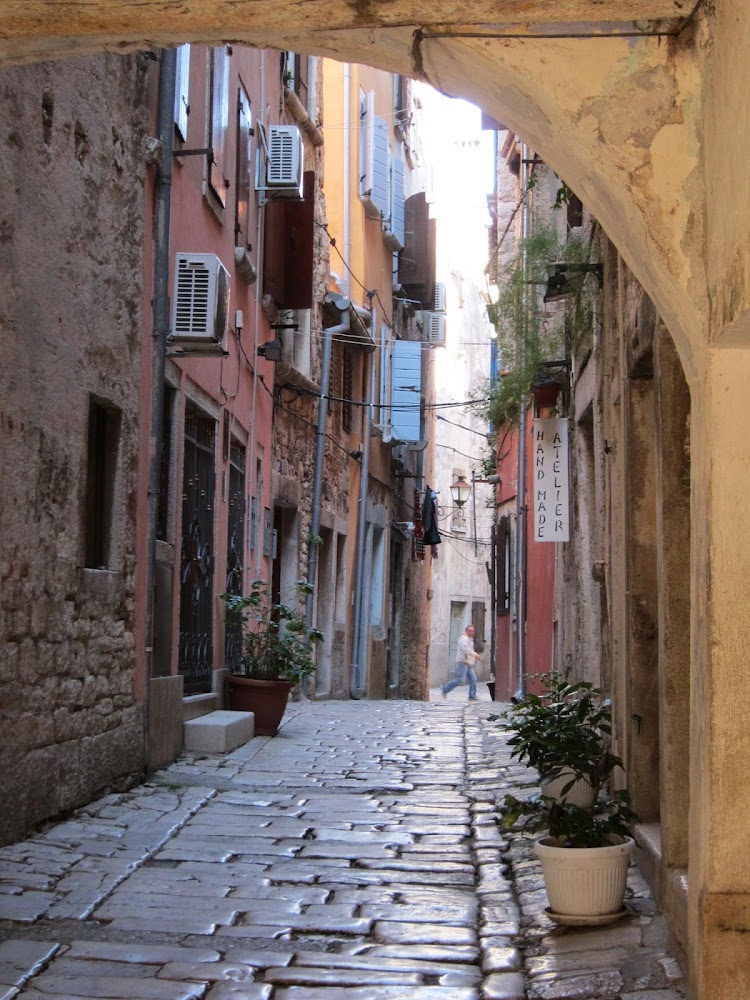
[{"xmin": 0, "ymin": 697, "xmax": 686, "ymax": 999}]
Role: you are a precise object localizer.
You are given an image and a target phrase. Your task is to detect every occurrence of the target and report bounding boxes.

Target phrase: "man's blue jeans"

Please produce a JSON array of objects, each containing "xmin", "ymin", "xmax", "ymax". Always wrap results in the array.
[{"xmin": 442, "ymin": 662, "xmax": 477, "ymax": 698}]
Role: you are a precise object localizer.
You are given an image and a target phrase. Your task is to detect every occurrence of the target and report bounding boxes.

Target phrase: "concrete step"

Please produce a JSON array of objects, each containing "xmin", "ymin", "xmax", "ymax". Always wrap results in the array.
[
  {"xmin": 183, "ymin": 693, "xmax": 219, "ymax": 722},
  {"xmin": 183, "ymin": 710, "xmax": 254, "ymax": 753}
]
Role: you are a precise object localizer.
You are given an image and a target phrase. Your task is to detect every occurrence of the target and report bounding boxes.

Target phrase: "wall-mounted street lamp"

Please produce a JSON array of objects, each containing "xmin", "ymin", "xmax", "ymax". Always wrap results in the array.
[
  {"xmin": 450, "ymin": 474, "xmax": 471, "ymax": 509},
  {"xmin": 543, "ymin": 262, "xmax": 603, "ymax": 303}
]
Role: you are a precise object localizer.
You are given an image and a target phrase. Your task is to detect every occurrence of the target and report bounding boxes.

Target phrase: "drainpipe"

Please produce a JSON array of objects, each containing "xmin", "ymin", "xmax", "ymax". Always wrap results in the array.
[
  {"xmin": 248, "ymin": 56, "xmax": 266, "ymax": 578},
  {"xmin": 350, "ymin": 351, "xmax": 374, "ymax": 698},
  {"xmin": 306, "ymin": 298, "xmax": 350, "ymax": 629},
  {"xmin": 342, "ymin": 64, "xmax": 351, "ymax": 298},
  {"xmin": 514, "ymin": 142, "xmax": 531, "ymax": 698},
  {"xmin": 143, "ymin": 46, "xmax": 177, "ymax": 770}
]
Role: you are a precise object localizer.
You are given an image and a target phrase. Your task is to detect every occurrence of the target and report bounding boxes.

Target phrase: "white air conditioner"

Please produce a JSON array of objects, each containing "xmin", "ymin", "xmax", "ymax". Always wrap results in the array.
[
  {"xmin": 418, "ymin": 310, "xmax": 446, "ymax": 347},
  {"xmin": 434, "ymin": 281, "xmax": 446, "ymax": 313},
  {"xmin": 170, "ymin": 253, "xmax": 230, "ymax": 349},
  {"xmin": 266, "ymin": 125, "xmax": 303, "ymax": 198}
]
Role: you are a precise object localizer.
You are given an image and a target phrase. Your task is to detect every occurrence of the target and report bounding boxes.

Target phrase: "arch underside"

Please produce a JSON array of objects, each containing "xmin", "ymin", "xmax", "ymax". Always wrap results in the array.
[{"xmin": 0, "ymin": 2, "xmax": 707, "ymax": 379}]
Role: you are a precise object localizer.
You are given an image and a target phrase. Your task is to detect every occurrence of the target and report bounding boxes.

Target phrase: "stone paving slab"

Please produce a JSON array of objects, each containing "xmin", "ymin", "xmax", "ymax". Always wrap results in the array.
[{"xmin": 0, "ymin": 698, "xmax": 686, "ymax": 999}]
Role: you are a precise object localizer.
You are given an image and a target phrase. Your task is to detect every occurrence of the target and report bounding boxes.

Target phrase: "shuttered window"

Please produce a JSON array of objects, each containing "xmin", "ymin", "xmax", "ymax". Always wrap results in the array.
[
  {"xmin": 391, "ymin": 340, "xmax": 422, "ymax": 443},
  {"xmin": 235, "ymin": 83, "xmax": 253, "ymax": 250},
  {"xmin": 174, "ymin": 44, "xmax": 190, "ymax": 141},
  {"xmin": 209, "ymin": 46, "xmax": 230, "ymax": 207}
]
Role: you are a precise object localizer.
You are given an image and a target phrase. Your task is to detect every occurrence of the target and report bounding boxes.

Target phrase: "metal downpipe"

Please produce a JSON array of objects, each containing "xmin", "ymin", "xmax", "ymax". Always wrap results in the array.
[
  {"xmin": 143, "ymin": 46, "xmax": 177, "ymax": 769},
  {"xmin": 350, "ymin": 353, "xmax": 373, "ymax": 699},
  {"xmin": 514, "ymin": 142, "xmax": 531, "ymax": 698}
]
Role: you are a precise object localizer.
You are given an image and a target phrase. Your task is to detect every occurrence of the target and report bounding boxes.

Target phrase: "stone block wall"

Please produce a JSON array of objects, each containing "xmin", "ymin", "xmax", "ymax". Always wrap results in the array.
[{"xmin": 0, "ymin": 54, "xmax": 149, "ymax": 845}]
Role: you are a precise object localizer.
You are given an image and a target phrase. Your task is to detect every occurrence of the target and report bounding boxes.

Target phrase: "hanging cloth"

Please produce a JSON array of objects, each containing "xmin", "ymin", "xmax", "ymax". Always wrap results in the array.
[
  {"xmin": 422, "ymin": 485, "xmax": 441, "ymax": 547},
  {"xmin": 413, "ymin": 487, "xmax": 425, "ymax": 561}
]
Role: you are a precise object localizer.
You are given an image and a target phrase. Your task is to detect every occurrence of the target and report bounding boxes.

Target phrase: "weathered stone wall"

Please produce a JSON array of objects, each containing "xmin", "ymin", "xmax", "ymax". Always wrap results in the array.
[{"xmin": 0, "ymin": 54, "xmax": 149, "ymax": 845}]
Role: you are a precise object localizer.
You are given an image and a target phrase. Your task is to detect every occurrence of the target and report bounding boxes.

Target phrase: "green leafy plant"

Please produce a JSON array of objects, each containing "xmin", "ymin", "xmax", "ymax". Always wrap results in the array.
[
  {"xmin": 496, "ymin": 672, "xmax": 640, "ymax": 847},
  {"xmin": 223, "ymin": 580, "xmax": 323, "ymax": 684},
  {"xmin": 501, "ymin": 789, "xmax": 639, "ymax": 849},
  {"xmin": 480, "ymin": 217, "xmax": 598, "ymax": 431}
]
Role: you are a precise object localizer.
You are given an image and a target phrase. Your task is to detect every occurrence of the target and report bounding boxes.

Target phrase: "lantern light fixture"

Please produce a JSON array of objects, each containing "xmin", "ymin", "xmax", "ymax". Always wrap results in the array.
[{"xmin": 450, "ymin": 474, "xmax": 471, "ymax": 509}]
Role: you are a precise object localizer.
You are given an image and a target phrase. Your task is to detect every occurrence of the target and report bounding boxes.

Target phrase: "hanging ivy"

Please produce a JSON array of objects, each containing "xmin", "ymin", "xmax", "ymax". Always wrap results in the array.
[{"xmin": 477, "ymin": 218, "xmax": 599, "ymax": 431}]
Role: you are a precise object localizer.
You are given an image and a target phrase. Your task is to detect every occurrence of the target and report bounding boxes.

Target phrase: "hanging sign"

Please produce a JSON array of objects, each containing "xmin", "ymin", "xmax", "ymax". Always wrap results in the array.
[{"xmin": 533, "ymin": 418, "xmax": 569, "ymax": 542}]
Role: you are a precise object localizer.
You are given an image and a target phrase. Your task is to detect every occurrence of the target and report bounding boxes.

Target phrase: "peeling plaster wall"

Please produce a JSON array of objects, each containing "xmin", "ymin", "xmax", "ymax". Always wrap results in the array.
[{"xmin": 0, "ymin": 54, "xmax": 149, "ymax": 845}]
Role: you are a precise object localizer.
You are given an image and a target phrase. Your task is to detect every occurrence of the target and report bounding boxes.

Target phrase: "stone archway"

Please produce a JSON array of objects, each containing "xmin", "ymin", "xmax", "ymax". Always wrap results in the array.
[{"xmin": 1, "ymin": 2, "xmax": 708, "ymax": 379}]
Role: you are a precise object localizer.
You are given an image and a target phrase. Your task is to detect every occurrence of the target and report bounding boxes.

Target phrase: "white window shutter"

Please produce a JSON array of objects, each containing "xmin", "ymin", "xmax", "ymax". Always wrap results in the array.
[
  {"xmin": 391, "ymin": 341, "xmax": 422, "ymax": 442},
  {"xmin": 174, "ymin": 44, "xmax": 191, "ymax": 141}
]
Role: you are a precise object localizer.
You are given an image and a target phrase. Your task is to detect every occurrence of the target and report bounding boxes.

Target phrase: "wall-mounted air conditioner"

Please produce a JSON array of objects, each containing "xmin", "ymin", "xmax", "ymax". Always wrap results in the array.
[
  {"xmin": 418, "ymin": 310, "xmax": 446, "ymax": 347},
  {"xmin": 434, "ymin": 281, "xmax": 446, "ymax": 313},
  {"xmin": 266, "ymin": 125, "xmax": 304, "ymax": 198},
  {"xmin": 170, "ymin": 253, "xmax": 230, "ymax": 350}
]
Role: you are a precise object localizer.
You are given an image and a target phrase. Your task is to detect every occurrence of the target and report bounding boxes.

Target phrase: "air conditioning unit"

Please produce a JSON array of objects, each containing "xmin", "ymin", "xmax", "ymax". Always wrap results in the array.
[
  {"xmin": 418, "ymin": 310, "xmax": 446, "ymax": 347},
  {"xmin": 170, "ymin": 253, "xmax": 230, "ymax": 349},
  {"xmin": 266, "ymin": 125, "xmax": 303, "ymax": 198},
  {"xmin": 434, "ymin": 281, "xmax": 446, "ymax": 313}
]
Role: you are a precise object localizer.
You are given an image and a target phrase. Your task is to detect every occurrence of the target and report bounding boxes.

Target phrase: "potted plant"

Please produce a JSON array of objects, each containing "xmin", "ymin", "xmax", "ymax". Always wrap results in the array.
[
  {"xmin": 223, "ymin": 579, "xmax": 322, "ymax": 736},
  {"xmin": 498, "ymin": 673, "xmax": 613, "ymax": 806},
  {"xmin": 499, "ymin": 674, "xmax": 640, "ymax": 924}
]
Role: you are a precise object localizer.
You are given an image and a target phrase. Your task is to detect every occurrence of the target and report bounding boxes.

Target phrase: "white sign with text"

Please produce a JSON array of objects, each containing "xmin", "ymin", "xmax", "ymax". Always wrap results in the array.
[{"xmin": 533, "ymin": 418, "xmax": 569, "ymax": 542}]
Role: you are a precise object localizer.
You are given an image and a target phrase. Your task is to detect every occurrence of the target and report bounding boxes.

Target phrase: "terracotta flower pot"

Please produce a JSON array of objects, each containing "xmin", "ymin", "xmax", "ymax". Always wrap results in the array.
[{"xmin": 226, "ymin": 675, "xmax": 294, "ymax": 736}]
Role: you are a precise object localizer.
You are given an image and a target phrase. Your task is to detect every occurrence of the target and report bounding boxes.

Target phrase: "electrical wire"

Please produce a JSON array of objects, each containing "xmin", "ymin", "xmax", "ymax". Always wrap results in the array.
[
  {"xmin": 279, "ymin": 378, "xmax": 490, "ymax": 412},
  {"xmin": 437, "ymin": 414, "xmax": 491, "ymax": 436}
]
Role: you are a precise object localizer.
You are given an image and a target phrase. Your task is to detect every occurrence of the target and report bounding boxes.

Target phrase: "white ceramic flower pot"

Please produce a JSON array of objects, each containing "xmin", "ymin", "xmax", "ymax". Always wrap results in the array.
[
  {"xmin": 540, "ymin": 768, "xmax": 596, "ymax": 808},
  {"xmin": 534, "ymin": 835, "xmax": 635, "ymax": 919}
]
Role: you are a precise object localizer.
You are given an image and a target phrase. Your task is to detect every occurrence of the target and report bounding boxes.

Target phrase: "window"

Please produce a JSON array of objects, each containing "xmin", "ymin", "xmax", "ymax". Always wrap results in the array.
[
  {"xmin": 174, "ymin": 44, "xmax": 191, "ymax": 141},
  {"xmin": 84, "ymin": 398, "xmax": 121, "ymax": 569},
  {"xmin": 369, "ymin": 526, "xmax": 385, "ymax": 625},
  {"xmin": 497, "ymin": 514, "xmax": 512, "ymax": 615},
  {"xmin": 156, "ymin": 387, "xmax": 175, "ymax": 541},
  {"xmin": 391, "ymin": 340, "xmax": 422, "ymax": 442},
  {"xmin": 209, "ymin": 46, "xmax": 230, "ymax": 206},
  {"xmin": 235, "ymin": 82, "xmax": 253, "ymax": 250},
  {"xmin": 281, "ymin": 51, "xmax": 309, "ymax": 105}
]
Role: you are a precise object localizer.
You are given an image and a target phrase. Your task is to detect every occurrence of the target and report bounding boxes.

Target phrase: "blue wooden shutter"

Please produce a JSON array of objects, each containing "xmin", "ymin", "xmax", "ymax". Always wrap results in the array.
[
  {"xmin": 371, "ymin": 116, "xmax": 390, "ymax": 218},
  {"xmin": 391, "ymin": 341, "xmax": 422, "ymax": 442},
  {"xmin": 389, "ymin": 155, "xmax": 405, "ymax": 249}
]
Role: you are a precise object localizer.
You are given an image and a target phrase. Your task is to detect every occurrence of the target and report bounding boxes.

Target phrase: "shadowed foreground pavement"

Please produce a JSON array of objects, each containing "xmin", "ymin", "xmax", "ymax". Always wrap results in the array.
[{"xmin": 0, "ymin": 697, "xmax": 686, "ymax": 999}]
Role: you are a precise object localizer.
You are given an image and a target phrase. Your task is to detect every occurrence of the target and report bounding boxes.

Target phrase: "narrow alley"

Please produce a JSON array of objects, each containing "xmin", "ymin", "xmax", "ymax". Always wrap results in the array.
[{"xmin": 0, "ymin": 698, "xmax": 685, "ymax": 1000}]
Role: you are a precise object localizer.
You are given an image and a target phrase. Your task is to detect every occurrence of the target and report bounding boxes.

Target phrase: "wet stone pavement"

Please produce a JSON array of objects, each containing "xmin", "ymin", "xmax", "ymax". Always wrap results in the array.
[{"xmin": 0, "ymin": 694, "xmax": 687, "ymax": 999}]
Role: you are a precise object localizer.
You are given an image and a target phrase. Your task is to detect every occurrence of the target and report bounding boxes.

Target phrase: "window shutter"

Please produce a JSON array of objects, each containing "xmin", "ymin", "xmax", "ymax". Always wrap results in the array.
[
  {"xmin": 386, "ymin": 155, "xmax": 405, "ymax": 250},
  {"xmin": 235, "ymin": 84, "xmax": 253, "ymax": 250},
  {"xmin": 210, "ymin": 46, "xmax": 230, "ymax": 206},
  {"xmin": 174, "ymin": 44, "xmax": 191, "ymax": 141},
  {"xmin": 370, "ymin": 117, "xmax": 390, "ymax": 218},
  {"xmin": 263, "ymin": 171, "xmax": 315, "ymax": 309},
  {"xmin": 391, "ymin": 340, "xmax": 422, "ymax": 443}
]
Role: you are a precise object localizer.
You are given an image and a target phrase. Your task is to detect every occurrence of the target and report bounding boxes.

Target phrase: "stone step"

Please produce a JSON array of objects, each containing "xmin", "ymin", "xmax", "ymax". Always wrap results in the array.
[{"xmin": 183, "ymin": 710, "xmax": 254, "ymax": 753}]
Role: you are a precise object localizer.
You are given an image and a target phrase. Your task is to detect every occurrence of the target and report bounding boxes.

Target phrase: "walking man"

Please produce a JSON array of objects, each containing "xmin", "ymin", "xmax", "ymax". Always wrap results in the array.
[{"xmin": 442, "ymin": 623, "xmax": 482, "ymax": 701}]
